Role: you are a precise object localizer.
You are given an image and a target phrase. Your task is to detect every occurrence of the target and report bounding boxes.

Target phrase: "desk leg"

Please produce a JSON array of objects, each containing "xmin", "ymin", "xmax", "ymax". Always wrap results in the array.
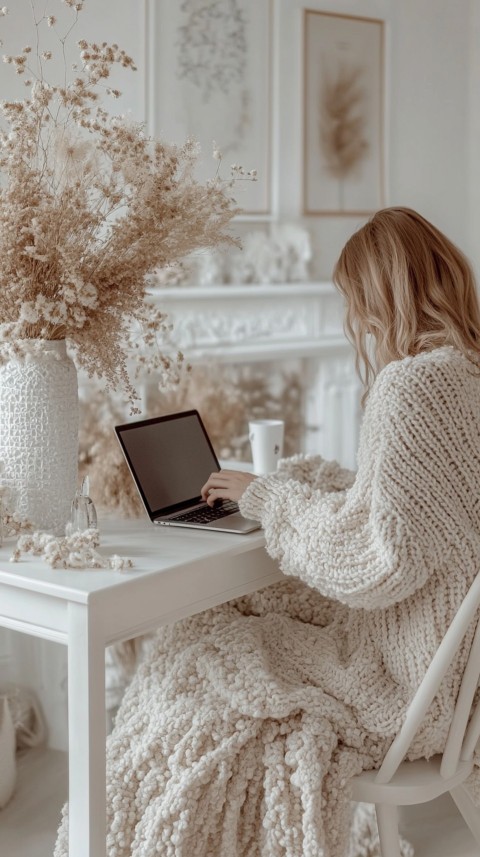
[{"xmin": 67, "ymin": 602, "xmax": 106, "ymax": 857}]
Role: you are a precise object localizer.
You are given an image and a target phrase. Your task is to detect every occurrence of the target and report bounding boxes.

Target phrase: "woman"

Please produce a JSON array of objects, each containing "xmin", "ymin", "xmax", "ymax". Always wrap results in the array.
[{"xmin": 55, "ymin": 207, "xmax": 480, "ymax": 857}]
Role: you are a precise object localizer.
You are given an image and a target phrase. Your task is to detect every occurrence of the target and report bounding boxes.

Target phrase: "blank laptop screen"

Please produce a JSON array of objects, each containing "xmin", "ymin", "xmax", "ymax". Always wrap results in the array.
[{"xmin": 116, "ymin": 412, "xmax": 219, "ymax": 516}]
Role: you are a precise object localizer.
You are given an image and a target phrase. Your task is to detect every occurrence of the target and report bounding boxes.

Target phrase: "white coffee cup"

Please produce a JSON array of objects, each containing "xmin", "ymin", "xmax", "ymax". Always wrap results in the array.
[{"xmin": 248, "ymin": 419, "xmax": 284, "ymax": 475}]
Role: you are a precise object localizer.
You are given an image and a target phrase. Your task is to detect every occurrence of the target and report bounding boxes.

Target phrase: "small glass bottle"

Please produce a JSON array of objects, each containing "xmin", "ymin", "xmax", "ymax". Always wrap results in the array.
[{"xmin": 70, "ymin": 476, "xmax": 98, "ymax": 532}]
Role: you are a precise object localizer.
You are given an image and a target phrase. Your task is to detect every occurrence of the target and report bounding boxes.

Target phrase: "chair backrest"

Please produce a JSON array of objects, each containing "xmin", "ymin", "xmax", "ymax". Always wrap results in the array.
[{"xmin": 374, "ymin": 569, "xmax": 480, "ymax": 785}]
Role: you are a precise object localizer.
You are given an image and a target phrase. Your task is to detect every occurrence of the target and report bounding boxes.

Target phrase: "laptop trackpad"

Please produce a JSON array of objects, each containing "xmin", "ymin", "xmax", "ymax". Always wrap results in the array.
[{"xmin": 206, "ymin": 513, "xmax": 260, "ymax": 532}]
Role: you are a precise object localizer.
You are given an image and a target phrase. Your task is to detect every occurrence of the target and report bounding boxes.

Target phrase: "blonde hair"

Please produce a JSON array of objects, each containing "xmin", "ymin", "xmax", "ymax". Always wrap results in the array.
[{"xmin": 333, "ymin": 207, "xmax": 480, "ymax": 400}]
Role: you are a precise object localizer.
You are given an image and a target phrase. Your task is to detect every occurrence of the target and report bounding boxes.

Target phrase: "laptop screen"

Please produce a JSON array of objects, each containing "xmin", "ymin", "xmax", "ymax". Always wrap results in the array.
[{"xmin": 115, "ymin": 410, "xmax": 220, "ymax": 519}]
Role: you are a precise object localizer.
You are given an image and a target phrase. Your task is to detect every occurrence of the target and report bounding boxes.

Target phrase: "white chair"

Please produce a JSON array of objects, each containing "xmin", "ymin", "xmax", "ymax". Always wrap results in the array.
[{"xmin": 351, "ymin": 570, "xmax": 480, "ymax": 857}]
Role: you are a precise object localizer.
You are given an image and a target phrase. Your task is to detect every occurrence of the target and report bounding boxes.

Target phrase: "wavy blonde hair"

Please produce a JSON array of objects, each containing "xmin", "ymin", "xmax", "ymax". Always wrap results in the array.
[{"xmin": 333, "ymin": 207, "xmax": 480, "ymax": 400}]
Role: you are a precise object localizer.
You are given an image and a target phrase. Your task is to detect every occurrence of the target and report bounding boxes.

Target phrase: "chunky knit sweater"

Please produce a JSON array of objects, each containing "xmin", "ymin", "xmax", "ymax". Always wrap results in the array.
[{"xmin": 55, "ymin": 345, "xmax": 480, "ymax": 857}]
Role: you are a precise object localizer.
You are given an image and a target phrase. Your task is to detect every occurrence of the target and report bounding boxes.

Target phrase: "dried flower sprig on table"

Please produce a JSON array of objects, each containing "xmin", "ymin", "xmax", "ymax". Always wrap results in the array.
[
  {"xmin": 0, "ymin": 1, "xmax": 242, "ymax": 407},
  {"xmin": 3, "ymin": 511, "xmax": 32, "ymax": 538},
  {"xmin": 10, "ymin": 528, "xmax": 133, "ymax": 571}
]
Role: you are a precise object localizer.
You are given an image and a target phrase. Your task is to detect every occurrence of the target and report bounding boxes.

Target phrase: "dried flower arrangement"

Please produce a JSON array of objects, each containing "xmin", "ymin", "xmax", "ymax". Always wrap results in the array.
[
  {"xmin": 79, "ymin": 362, "xmax": 306, "ymax": 517},
  {"xmin": 0, "ymin": 1, "xmax": 247, "ymax": 406}
]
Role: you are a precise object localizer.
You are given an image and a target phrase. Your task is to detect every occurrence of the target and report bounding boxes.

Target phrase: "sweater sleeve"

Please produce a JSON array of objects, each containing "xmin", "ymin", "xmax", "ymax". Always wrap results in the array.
[
  {"xmin": 239, "ymin": 358, "xmax": 458, "ymax": 610},
  {"xmin": 276, "ymin": 454, "xmax": 356, "ymax": 492}
]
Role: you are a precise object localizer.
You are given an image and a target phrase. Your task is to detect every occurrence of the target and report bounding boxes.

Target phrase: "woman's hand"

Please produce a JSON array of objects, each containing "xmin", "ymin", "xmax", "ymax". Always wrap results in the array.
[{"xmin": 201, "ymin": 469, "xmax": 256, "ymax": 507}]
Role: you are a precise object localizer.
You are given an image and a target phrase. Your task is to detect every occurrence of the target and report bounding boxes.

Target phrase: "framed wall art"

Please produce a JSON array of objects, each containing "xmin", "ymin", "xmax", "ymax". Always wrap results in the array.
[
  {"xmin": 303, "ymin": 10, "xmax": 385, "ymax": 216},
  {"xmin": 147, "ymin": 0, "xmax": 274, "ymax": 217}
]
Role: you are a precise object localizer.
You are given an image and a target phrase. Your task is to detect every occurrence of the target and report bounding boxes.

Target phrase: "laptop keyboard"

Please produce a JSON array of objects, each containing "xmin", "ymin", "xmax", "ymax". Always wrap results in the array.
[{"xmin": 171, "ymin": 500, "xmax": 239, "ymax": 524}]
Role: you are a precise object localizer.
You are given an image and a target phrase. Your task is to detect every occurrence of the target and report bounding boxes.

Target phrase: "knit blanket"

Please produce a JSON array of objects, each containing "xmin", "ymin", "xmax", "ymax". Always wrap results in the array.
[{"xmin": 55, "ymin": 580, "xmax": 414, "ymax": 857}]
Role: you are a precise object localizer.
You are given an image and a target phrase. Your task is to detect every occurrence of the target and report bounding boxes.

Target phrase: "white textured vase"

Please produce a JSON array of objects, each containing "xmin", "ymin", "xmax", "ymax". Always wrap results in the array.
[{"xmin": 0, "ymin": 340, "xmax": 78, "ymax": 535}]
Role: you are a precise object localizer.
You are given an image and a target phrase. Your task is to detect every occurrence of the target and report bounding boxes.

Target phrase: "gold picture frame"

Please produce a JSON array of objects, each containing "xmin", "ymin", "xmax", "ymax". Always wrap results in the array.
[{"xmin": 303, "ymin": 9, "xmax": 385, "ymax": 216}]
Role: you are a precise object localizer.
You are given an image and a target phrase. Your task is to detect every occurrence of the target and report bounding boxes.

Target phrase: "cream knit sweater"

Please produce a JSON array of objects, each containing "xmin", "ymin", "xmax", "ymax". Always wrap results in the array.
[{"xmin": 55, "ymin": 345, "xmax": 480, "ymax": 857}]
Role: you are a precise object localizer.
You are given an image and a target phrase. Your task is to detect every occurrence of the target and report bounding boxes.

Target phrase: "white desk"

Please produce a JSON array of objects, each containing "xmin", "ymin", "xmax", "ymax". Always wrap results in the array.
[{"xmin": 0, "ymin": 518, "xmax": 283, "ymax": 857}]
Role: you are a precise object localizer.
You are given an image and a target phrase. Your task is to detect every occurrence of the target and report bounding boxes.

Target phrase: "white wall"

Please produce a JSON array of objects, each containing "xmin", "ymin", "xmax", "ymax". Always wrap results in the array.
[
  {"xmin": 388, "ymin": 0, "xmax": 472, "ymax": 261},
  {"xmin": 468, "ymin": 0, "xmax": 480, "ymax": 279}
]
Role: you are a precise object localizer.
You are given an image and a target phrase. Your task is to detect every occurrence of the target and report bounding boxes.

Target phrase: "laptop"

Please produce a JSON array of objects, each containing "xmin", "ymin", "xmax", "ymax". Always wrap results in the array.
[{"xmin": 114, "ymin": 410, "xmax": 261, "ymax": 534}]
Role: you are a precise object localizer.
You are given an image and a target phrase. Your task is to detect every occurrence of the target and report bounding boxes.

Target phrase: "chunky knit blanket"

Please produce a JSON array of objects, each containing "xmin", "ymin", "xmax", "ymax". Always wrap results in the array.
[{"xmin": 55, "ymin": 346, "xmax": 480, "ymax": 857}]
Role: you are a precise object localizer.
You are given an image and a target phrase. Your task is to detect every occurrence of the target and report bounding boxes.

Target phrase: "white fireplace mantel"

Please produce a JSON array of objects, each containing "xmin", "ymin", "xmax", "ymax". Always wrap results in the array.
[{"xmin": 150, "ymin": 282, "xmax": 347, "ymax": 360}]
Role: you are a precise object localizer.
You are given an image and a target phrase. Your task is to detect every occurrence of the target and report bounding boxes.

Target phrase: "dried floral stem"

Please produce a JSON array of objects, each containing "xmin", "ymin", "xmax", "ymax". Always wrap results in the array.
[{"xmin": 319, "ymin": 60, "xmax": 369, "ymax": 207}]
